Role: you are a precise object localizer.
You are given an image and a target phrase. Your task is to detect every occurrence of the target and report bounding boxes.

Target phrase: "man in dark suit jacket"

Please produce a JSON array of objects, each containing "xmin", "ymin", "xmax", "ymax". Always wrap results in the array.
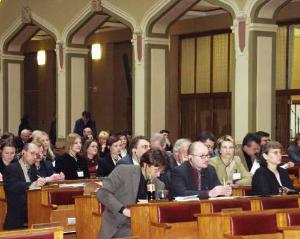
[
  {"xmin": 3, "ymin": 143, "xmax": 46, "ymax": 230},
  {"xmin": 73, "ymin": 111, "xmax": 97, "ymax": 138},
  {"xmin": 97, "ymin": 149, "xmax": 169, "ymax": 239},
  {"xmin": 171, "ymin": 141, "xmax": 232, "ymax": 199}
]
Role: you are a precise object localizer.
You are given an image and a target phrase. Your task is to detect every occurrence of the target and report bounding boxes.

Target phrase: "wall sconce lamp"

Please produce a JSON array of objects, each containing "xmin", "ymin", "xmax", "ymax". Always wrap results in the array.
[
  {"xmin": 91, "ymin": 43, "xmax": 101, "ymax": 60},
  {"xmin": 37, "ymin": 50, "xmax": 46, "ymax": 66}
]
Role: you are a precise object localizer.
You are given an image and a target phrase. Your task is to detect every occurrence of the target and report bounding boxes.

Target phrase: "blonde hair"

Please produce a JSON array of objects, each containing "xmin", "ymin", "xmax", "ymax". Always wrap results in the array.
[
  {"xmin": 65, "ymin": 133, "xmax": 81, "ymax": 153},
  {"xmin": 98, "ymin": 130, "xmax": 109, "ymax": 138},
  {"xmin": 216, "ymin": 135, "xmax": 235, "ymax": 150},
  {"xmin": 32, "ymin": 131, "xmax": 56, "ymax": 160}
]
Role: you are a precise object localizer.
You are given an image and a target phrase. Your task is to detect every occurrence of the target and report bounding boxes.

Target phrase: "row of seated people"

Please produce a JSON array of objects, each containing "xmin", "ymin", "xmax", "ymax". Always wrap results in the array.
[{"xmin": 0, "ymin": 128, "xmax": 298, "ymax": 232}]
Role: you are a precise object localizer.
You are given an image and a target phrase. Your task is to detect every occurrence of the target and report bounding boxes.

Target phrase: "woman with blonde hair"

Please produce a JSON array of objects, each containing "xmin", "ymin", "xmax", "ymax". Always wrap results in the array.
[
  {"xmin": 32, "ymin": 131, "xmax": 56, "ymax": 165},
  {"xmin": 209, "ymin": 135, "xmax": 252, "ymax": 186},
  {"xmin": 98, "ymin": 130, "xmax": 110, "ymax": 157},
  {"xmin": 55, "ymin": 133, "xmax": 89, "ymax": 180}
]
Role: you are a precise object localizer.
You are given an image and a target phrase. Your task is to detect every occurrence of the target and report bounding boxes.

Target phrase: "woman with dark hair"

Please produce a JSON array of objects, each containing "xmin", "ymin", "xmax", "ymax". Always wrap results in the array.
[
  {"xmin": 0, "ymin": 141, "xmax": 16, "ymax": 181},
  {"xmin": 288, "ymin": 134, "xmax": 300, "ymax": 163},
  {"xmin": 82, "ymin": 139, "xmax": 99, "ymax": 174},
  {"xmin": 55, "ymin": 133, "xmax": 89, "ymax": 179},
  {"xmin": 252, "ymin": 141, "xmax": 295, "ymax": 195},
  {"xmin": 96, "ymin": 135, "xmax": 122, "ymax": 177}
]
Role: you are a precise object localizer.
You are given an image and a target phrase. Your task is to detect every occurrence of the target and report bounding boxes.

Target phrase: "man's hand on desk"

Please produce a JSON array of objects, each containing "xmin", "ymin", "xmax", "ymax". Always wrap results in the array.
[{"xmin": 208, "ymin": 185, "xmax": 232, "ymax": 198}]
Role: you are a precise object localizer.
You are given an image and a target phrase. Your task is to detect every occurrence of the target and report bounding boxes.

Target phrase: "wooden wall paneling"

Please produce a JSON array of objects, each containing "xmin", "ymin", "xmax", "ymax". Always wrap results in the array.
[
  {"xmin": 276, "ymin": 93, "xmax": 290, "ymax": 149},
  {"xmin": 180, "ymin": 96, "xmax": 196, "ymax": 139},
  {"xmin": 195, "ymin": 95, "xmax": 213, "ymax": 136},
  {"xmin": 212, "ymin": 93, "xmax": 231, "ymax": 138},
  {"xmin": 24, "ymin": 53, "xmax": 39, "ymax": 130}
]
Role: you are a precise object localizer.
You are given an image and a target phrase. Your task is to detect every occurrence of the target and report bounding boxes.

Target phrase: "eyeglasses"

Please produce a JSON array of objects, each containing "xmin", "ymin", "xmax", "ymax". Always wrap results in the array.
[{"xmin": 190, "ymin": 154, "xmax": 210, "ymax": 159}]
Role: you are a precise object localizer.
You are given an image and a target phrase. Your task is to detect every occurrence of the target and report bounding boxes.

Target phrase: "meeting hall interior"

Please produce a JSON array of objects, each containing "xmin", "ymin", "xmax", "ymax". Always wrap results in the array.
[{"xmin": 2, "ymin": 0, "xmax": 300, "ymax": 239}]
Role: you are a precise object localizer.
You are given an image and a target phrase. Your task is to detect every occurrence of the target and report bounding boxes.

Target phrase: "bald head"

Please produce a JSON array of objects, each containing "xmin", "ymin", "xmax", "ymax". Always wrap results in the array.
[
  {"xmin": 188, "ymin": 141, "xmax": 207, "ymax": 156},
  {"xmin": 188, "ymin": 141, "xmax": 210, "ymax": 170}
]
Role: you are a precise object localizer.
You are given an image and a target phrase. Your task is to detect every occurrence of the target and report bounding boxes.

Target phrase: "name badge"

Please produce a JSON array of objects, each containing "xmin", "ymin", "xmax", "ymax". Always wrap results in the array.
[
  {"xmin": 77, "ymin": 171, "xmax": 84, "ymax": 177},
  {"xmin": 232, "ymin": 172, "xmax": 241, "ymax": 180}
]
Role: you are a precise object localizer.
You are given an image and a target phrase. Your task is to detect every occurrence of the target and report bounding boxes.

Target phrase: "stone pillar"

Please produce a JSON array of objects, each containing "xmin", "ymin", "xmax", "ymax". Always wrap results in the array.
[
  {"xmin": 63, "ymin": 46, "xmax": 89, "ymax": 138},
  {"xmin": 232, "ymin": 16, "xmax": 277, "ymax": 143},
  {"xmin": 0, "ymin": 54, "xmax": 24, "ymax": 134}
]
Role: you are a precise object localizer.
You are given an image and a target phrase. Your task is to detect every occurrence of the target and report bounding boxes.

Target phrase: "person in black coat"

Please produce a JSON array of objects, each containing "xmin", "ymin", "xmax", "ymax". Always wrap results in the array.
[
  {"xmin": 96, "ymin": 135, "xmax": 122, "ymax": 177},
  {"xmin": 252, "ymin": 141, "xmax": 295, "ymax": 196},
  {"xmin": 73, "ymin": 111, "xmax": 97, "ymax": 138},
  {"xmin": 0, "ymin": 141, "xmax": 17, "ymax": 181},
  {"xmin": 55, "ymin": 133, "xmax": 89, "ymax": 180},
  {"xmin": 171, "ymin": 141, "xmax": 232, "ymax": 199},
  {"xmin": 3, "ymin": 143, "xmax": 46, "ymax": 230}
]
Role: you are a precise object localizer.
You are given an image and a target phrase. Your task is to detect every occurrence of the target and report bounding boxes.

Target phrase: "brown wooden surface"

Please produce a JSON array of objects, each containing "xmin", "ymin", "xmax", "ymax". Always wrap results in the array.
[
  {"xmin": 0, "ymin": 226, "xmax": 64, "ymax": 239},
  {"xmin": 27, "ymin": 182, "xmax": 94, "ymax": 233},
  {"xmin": 74, "ymin": 194, "xmax": 100, "ymax": 239},
  {"xmin": 130, "ymin": 194, "xmax": 300, "ymax": 239},
  {"xmin": 0, "ymin": 183, "xmax": 6, "ymax": 231}
]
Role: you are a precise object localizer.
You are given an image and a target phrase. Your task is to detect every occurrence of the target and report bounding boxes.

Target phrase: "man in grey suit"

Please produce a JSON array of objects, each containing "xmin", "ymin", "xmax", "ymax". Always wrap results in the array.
[{"xmin": 97, "ymin": 148, "xmax": 169, "ymax": 239}]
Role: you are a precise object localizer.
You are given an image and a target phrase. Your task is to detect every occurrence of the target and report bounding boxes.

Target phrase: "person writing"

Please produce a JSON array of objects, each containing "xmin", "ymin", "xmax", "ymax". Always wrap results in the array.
[{"xmin": 171, "ymin": 141, "xmax": 232, "ymax": 198}]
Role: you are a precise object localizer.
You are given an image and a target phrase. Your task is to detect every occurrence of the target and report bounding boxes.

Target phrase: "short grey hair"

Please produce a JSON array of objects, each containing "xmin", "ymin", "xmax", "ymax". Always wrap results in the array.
[
  {"xmin": 150, "ymin": 133, "xmax": 166, "ymax": 147},
  {"xmin": 173, "ymin": 138, "xmax": 191, "ymax": 154}
]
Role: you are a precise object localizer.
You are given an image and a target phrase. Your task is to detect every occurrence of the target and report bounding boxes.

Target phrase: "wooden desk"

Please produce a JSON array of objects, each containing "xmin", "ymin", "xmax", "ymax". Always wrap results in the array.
[
  {"xmin": 74, "ymin": 193, "xmax": 100, "ymax": 239},
  {"xmin": 27, "ymin": 179, "xmax": 99, "ymax": 233},
  {"xmin": 130, "ymin": 195, "xmax": 300, "ymax": 239},
  {"xmin": 0, "ymin": 182, "xmax": 6, "ymax": 231}
]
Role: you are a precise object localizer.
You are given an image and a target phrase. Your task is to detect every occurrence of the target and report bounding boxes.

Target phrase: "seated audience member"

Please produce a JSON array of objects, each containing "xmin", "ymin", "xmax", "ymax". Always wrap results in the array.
[
  {"xmin": 73, "ymin": 111, "xmax": 97, "ymax": 138},
  {"xmin": 209, "ymin": 135, "xmax": 252, "ymax": 186},
  {"xmin": 160, "ymin": 129, "xmax": 173, "ymax": 151},
  {"xmin": 33, "ymin": 131, "xmax": 57, "ymax": 166},
  {"xmin": 252, "ymin": 141, "xmax": 295, "ymax": 196},
  {"xmin": 0, "ymin": 132, "xmax": 17, "ymax": 146},
  {"xmin": 3, "ymin": 143, "xmax": 46, "ymax": 230},
  {"xmin": 98, "ymin": 130, "xmax": 110, "ymax": 158},
  {"xmin": 255, "ymin": 131, "xmax": 270, "ymax": 146},
  {"xmin": 55, "ymin": 133, "xmax": 89, "ymax": 179},
  {"xmin": 288, "ymin": 133, "xmax": 300, "ymax": 163},
  {"xmin": 18, "ymin": 115, "xmax": 30, "ymax": 136},
  {"xmin": 82, "ymin": 127, "xmax": 93, "ymax": 144},
  {"xmin": 171, "ymin": 141, "xmax": 232, "ymax": 199},
  {"xmin": 0, "ymin": 141, "xmax": 17, "ymax": 181},
  {"xmin": 169, "ymin": 138, "xmax": 191, "ymax": 169},
  {"xmin": 96, "ymin": 135, "xmax": 122, "ymax": 177},
  {"xmin": 15, "ymin": 129, "xmax": 32, "ymax": 152},
  {"xmin": 117, "ymin": 136, "xmax": 150, "ymax": 166},
  {"xmin": 82, "ymin": 139, "xmax": 99, "ymax": 174},
  {"xmin": 118, "ymin": 131, "xmax": 129, "ymax": 158},
  {"xmin": 236, "ymin": 133, "xmax": 260, "ymax": 172},
  {"xmin": 97, "ymin": 149, "xmax": 168, "ymax": 239},
  {"xmin": 124, "ymin": 130, "xmax": 132, "ymax": 143},
  {"xmin": 30, "ymin": 141, "xmax": 64, "ymax": 182},
  {"xmin": 197, "ymin": 131, "xmax": 218, "ymax": 157},
  {"xmin": 150, "ymin": 133, "xmax": 167, "ymax": 150}
]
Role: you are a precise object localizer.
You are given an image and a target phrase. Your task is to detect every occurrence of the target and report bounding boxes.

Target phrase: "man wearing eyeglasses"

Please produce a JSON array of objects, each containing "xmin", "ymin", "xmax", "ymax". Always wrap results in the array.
[{"xmin": 171, "ymin": 141, "xmax": 232, "ymax": 199}]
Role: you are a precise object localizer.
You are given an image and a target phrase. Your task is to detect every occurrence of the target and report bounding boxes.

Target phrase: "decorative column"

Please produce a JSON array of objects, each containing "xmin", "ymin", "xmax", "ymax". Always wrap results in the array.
[
  {"xmin": 63, "ymin": 46, "xmax": 89, "ymax": 137},
  {"xmin": 232, "ymin": 16, "xmax": 277, "ymax": 143},
  {"xmin": 249, "ymin": 22, "xmax": 277, "ymax": 137},
  {"xmin": 0, "ymin": 54, "xmax": 24, "ymax": 134},
  {"xmin": 144, "ymin": 36, "xmax": 169, "ymax": 136}
]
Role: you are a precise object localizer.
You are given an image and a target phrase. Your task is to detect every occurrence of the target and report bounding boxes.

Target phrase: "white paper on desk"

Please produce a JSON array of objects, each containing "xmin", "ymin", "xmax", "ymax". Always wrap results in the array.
[
  {"xmin": 208, "ymin": 196, "xmax": 237, "ymax": 200},
  {"xmin": 174, "ymin": 195, "xmax": 199, "ymax": 201},
  {"xmin": 58, "ymin": 183, "xmax": 86, "ymax": 188}
]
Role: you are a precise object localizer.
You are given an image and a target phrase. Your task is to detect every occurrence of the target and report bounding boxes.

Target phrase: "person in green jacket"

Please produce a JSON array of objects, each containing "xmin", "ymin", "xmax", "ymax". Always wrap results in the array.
[{"xmin": 209, "ymin": 135, "xmax": 252, "ymax": 186}]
